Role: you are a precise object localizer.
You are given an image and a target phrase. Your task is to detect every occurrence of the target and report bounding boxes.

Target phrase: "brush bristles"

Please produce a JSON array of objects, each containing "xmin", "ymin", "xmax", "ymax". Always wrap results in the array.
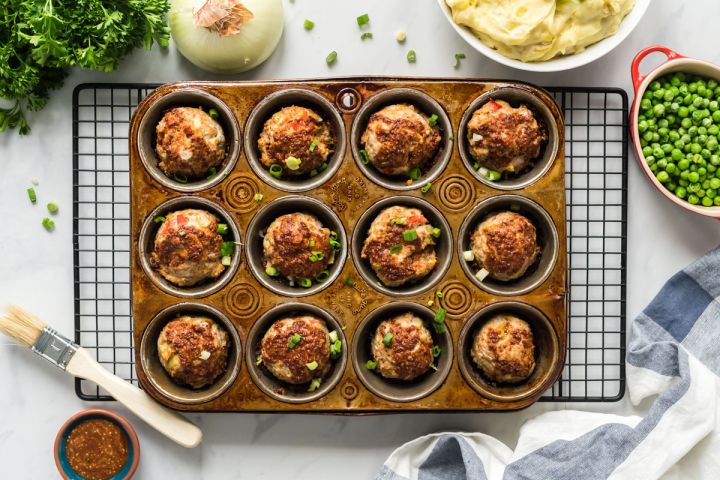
[{"xmin": 0, "ymin": 305, "xmax": 47, "ymax": 348}]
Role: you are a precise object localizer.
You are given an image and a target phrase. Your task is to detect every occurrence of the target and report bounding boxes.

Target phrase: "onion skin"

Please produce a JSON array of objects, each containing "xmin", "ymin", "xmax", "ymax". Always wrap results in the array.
[{"xmin": 170, "ymin": 0, "xmax": 284, "ymax": 74}]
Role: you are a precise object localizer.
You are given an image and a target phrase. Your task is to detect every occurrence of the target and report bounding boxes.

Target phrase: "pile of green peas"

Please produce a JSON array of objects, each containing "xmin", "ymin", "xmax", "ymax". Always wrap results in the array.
[{"xmin": 638, "ymin": 72, "xmax": 720, "ymax": 207}]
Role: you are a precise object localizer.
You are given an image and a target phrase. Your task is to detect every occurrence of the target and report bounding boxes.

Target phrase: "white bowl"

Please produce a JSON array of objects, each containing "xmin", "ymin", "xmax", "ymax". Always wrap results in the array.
[
  {"xmin": 630, "ymin": 45, "xmax": 720, "ymax": 219},
  {"xmin": 437, "ymin": 0, "xmax": 650, "ymax": 72}
]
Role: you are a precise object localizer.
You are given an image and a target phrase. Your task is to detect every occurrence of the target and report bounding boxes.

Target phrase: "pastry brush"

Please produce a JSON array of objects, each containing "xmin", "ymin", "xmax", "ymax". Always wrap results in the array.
[{"xmin": 0, "ymin": 305, "xmax": 202, "ymax": 448}]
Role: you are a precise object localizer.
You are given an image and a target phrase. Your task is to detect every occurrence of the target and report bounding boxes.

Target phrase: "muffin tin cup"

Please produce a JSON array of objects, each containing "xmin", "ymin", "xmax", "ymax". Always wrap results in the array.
[
  {"xmin": 351, "ymin": 195, "xmax": 453, "ymax": 297},
  {"xmin": 139, "ymin": 303, "xmax": 242, "ymax": 405},
  {"xmin": 458, "ymin": 86, "xmax": 560, "ymax": 190},
  {"xmin": 136, "ymin": 88, "xmax": 241, "ymax": 192},
  {"xmin": 138, "ymin": 196, "xmax": 242, "ymax": 298},
  {"xmin": 351, "ymin": 302, "xmax": 453, "ymax": 403},
  {"xmin": 350, "ymin": 88, "xmax": 453, "ymax": 191},
  {"xmin": 457, "ymin": 194, "xmax": 559, "ymax": 296},
  {"xmin": 245, "ymin": 195, "xmax": 348, "ymax": 298},
  {"xmin": 245, "ymin": 303, "xmax": 348, "ymax": 404},
  {"xmin": 457, "ymin": 301, "xmax": 560, "ymax": 403},
  {"xmin": 244, "ymin": 89, "xmax": 347, "ymax": 192}
]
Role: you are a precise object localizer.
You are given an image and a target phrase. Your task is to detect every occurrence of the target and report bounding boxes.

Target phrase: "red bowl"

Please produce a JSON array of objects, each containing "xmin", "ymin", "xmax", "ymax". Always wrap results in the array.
[{"xmin": 630, "ymin": 45, "xmax": 720, "ymax": 218}]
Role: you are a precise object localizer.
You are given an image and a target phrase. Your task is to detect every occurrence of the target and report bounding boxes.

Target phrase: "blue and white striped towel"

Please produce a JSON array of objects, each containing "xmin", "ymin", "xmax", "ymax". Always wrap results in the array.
[{"xmin": 376, "ymin": 246, "xmax": 720, "ymax": 480}]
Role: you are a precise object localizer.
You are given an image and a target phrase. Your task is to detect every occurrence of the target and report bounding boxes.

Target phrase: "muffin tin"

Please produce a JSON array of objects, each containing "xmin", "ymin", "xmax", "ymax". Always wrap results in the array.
[{"xmin": 129, "ymin": 79, "xmax": 567, "ymax": 413}]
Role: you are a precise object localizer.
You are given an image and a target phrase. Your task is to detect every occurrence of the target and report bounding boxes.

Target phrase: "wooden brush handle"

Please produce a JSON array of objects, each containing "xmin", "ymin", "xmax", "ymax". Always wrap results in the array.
[{"xmin": 66, "ymin": 348, "xmax": 203, "ymax": 448}]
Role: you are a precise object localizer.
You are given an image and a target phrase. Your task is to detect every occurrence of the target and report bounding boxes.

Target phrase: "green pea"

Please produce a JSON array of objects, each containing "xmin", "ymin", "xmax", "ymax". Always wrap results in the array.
[
  {"xmin": 702, "ymin": 149, "xmax": 712, "ymax": 159},
  {"xmin": 715, "ymin": 196, "xmax": 720, "ymax": 206},
  {"xmin": 681, "ymin": 118, "xmax": 692, "ymax": 129},
  {"xmin": 690, "ymin": 143, "xmax": 702, "ymax": 154},
  {"xmin": 676, "ymin": 186, "xmax": 688, "ymax": 198},
  {"xmin": 711, "ymin": 155, "xmax": 720, "ymax": 166},
  {"xmin": 697, "ymin": 189, "xmax": 706, "ymax": 198},
  {"xmin": 699, "ymin": 167, "xmax": 708, "ymax": 177},
  {"xmin": 657, "ymin": 171, "xmax": 670, "ymax": 183},
  {"xmin": 656, "ymin": 159, "xmax": 668, "ymax": 169},
  {"xmin": 638, "ymin": 120, "xmax": 648, "ymax": 133},
  {"xmin": 678, "ymin": 106, "xmax": 689, "ymax": 118},
  {"xmin": 654, "ymin": 104, "xmax": 665, "ymax": 117},
  {"xmin": 666, "ymin": 163, "xmax": 677, "ymax": 175},
  {"xmin": 678, "ymin": 158, "xmax": 690, "ymax": 170},
  {"xmin": 688, "ymin": 171, "xmax": 700, "ymax": 183},
  {"xmin": 702, "ymin": 197, "xmax": 713, "ymax": 207},
  {"xmin": 707, "ymin": 189, "xmax": 717, "ymax": 199},
  {"xmin": 688, "ymin": 194, "xmax": 700, "ymax": 205},
  {"xmin": 642, "ymin": 146, "xmax": 653, "ymax": 157},
  {"xmin": 709, "ymin": 101, "xmax": 719, "ymax": 112},
  {"xmin": 698, "ymin": 126, "xmax": 708, "ymax": 136},
  {"xmin": 645, "ymin": 155, "xmax": 656, "ymax": 165},
  {"xmin": 693, "ymin": 110, "xmax": 705, "ymax": 124},
  {"xmin": 679, "ymin": 178, "xmax": 689, "ymax": 186},
  {"xmin": 671, "ymin": 149, "xmax": 684, "ymax": 161},
  {"xmin": 703, "ymin": 180, "xmax": 711, "ymax": 189},
  {"xmin": 643, "ymin": 131, "xmax": 654, "ymax": 142},
  {"xmin": 641, "ymin": 98, "xmax": 652, "ymax": 110},
  {"xmin": 712, "ymin": 111, "xmax": 720, "ymax": 123},
  {"xmin": 708, "ymin": 125, "xmax": 719, "ymax": 136}
]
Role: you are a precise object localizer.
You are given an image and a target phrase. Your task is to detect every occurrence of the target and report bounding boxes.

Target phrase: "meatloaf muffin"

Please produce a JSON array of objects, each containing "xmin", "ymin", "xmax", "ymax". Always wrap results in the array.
[
  {"xmin": 260, "ymin": 316, "xmax": 332, "ymax": 385},
  {"xmin": 150, "ymin": 209, "xmax": 226, "ymax": 287},
  {"xmin": 370, "ymin": 312, "xmax": 434, "ymax": 381},
  {"xmin": 155, "ymin": 107, "xmax": 226, "ymax": 180},
  {"xmin": 360, "ymin": 104, "xmax": 441, "ymax": 176},
  {"xmin": 258, "ymin": 105, "xmax": 335, "ymax": 176},
  {"xmin": 471, "ymin": 314, "xmax": 536, "ymax": 384},
  {"xmin": 471, "ymin": 211, "xmax": 540, "ymax": 281},
  {"xmin": 466, "ymin": 99, "xmax": 547, "ymax": 174},
  {"xmin": 157, "ymin": 316, "xmax": 229, "ymax": 389},
  {"xmin": 361, "ymin": 206, "xmax": 438, "ymax": 287}
]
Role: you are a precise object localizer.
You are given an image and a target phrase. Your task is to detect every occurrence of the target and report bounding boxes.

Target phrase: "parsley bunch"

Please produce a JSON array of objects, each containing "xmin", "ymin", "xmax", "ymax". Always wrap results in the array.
[{"xmin": 0, "ymin": 0, "xmax": 170, "ymax": 135}]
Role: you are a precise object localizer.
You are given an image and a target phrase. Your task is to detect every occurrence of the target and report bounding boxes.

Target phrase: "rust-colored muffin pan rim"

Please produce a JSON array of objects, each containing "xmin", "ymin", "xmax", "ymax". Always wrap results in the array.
[{"xmin": 129, "ymin": 77, "xmax": 567, "ymax": 414}]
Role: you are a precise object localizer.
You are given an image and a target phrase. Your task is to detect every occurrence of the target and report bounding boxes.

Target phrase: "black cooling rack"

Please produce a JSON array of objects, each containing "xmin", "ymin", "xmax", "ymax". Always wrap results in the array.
[{"xmin": 73, "ymin": 83, "xmax": 627, "ymax": 403}]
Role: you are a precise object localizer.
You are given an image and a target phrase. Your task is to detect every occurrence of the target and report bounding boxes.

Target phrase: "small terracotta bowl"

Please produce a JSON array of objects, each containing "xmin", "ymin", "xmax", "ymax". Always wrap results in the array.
[{"xmin": 54, "ymin": 409, "xmax": 140, "ymax": 480}]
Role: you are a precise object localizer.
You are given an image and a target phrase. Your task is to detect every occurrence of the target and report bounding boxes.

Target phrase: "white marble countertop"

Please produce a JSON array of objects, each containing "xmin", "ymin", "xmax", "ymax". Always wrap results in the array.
[{"xmin": 2, "ymin": 0, "xmax": 720, "ymax": 478}]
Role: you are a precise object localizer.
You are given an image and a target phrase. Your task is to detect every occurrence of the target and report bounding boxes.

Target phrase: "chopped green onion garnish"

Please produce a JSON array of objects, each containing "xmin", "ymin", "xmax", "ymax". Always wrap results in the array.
[
  {"xmin": 217, "ymin": 223, "xmax": 229, "ymax": 235},
  {"xmin": 329, "ymin": 230, "xmax": 338, "ymax": 240},
  {"xmin": 420, "ymin": 183, "xmax": 432, "ymax": 193},
  {"xmin": 434, "ymin": 307, "xmax": 447, "ymax": 325},
  {"xmin": 365, "ymin": 360, "xmax": 377, "ymax": 370},
  {"xmin": 463, "ymin": 250, "xmax": 475, "ymax": 262},
  {"xmin": 308, "ymin": 378, "xmax": 322, "ymax": 392},
  {"xmin": 265, "ymin": 265, "xmax": 279, "ymax": 277},
  {"xmin": 431, "ymin": 227, "xmax": 442, "ymax": 238},
  {"xmin": 288, "ymin": 333, "xmax": 302, "ymax": 349},
  {"xmin": 428, "ymin": 114, "xmax": 439, "ymax": 127},
  {"xmin": 27, "ymin": 188, "xmax": 37, "ymax": 204},
  {"xmin": 472, "ymin": 162, "xmax": 480, "ymax": 170},
  {"xmin": 269, "ymin": 164, "xmax": 283, "ymax": 178},
  {"xmin": 485, "ymin": 169, "xmax": 502, "ymax": 181},
  {"xmin": 361, "ymin": 32, "xmax": 373, "ymax": 40},
  {"xmin": 359, "ymin": 149, "xmax": 370, "ymax": 165},
  {"xmin": 356, "ymin": 13, "xmax": 370, "ymax": 26},
  {"xmin": 330, "ymin": 339, "xmax": 342, "ymax": 359},
  {"xmin": 309, "ymin": 251, "xmax": 325, "ymax": 262},
  {"xmin": 343, "ymin": 274, "xmax": 355, "ymax": 287},
  {"xmin": 432, "ymin": 345, "xmax": 442, "ymax": 357},
  {"xmin": 315, "ymin": 270, "xmax": 330, "ymax": 283},
  {"xmin": 256, "ymin": 356, "xmax": 263, "ymax": 366},
  {"xmin": 306, "ymin": 361, "xmax": 319, "ymax": 371},
  {"xmin": 285, "ymin": 156, "xmax": 302, "ymax": 171},
  {"xmin": 221, "ymin": 256, "xmax": 232, "ymax": 266},
  {"xmin": 429, "ymin": 363, "xmax": 438, "ymax": 371},
  {"xmin": 329, "ymin": 330, "xmax": 339, "ymax": 343},
  {"xmin": 326, "ymin": 50, "xmax": 338, "ymax": 65},
  {"xmin": 510, "ymin": 204, "xmax": 521, "ymax": 212},
  {"xmin": 394, "ymin": 217, "xmax": 407, "ymax": 225},
  {"xmin": 403, "ymin": 229, "xmax": 418, "ymax": 241},
  {"xmin": 409, "ymin": 167, "xmax": 421, "ymax": 180},
  {"xmin": 206, "ymin": 167, "xmax": 218, "ymax": 179},
  {"xmin": 254, "ymin": 193, "xmax": 264, "ymax": 202},
  {"xmin": 299, "ymin": 278, "xmax": 312, "ymax": 288},
  {"xmin": 154, "ymin": 216, "xmax": 166, "ymax": 224},
  {"xmin": 304, "ymin": 19, "xmax": 315, "ymax": 30},
  {"xmin": 42, "ymin": 217, "xmax": 55, "ymax": 231},
  {"xmin": 173, "ymin": 173, "xmax": 188, "ymax": 184},
  {"xmin": 329, "ymin": 239, "xmax": 341, "ymax": 250},
  {"xmin": 220, "ymin": 241, "xmax": 235, "ymax": 257},
  {"xmin": 390, "ymin": 244, "xmax": 402, "ymax": 254},
  {"xmin": 383, "ymin": 332, "xmax": 394, "ymax": 347},
  {"xmin": 319, "ymin": 162, "xmax": 328, "ymax": 172},
  {"xmin": 309, "ymin": 139, "xmax": 319, "ymax": 152},
  {"xmin": 407, "ymin": 50, "xmax": 416, "ymax": 63},
  {"xmin": 453, "ymin": 53, "xmax": 466, "ymax": 69},
  {"xmin": 436, "ymin": 290, "xmax": 443, "ymax": 299},
  {"xmin": 434, "ymin": 323, "xmax": 447, "ymax": 334},
  {"xmin": 309, "ymin": 240, "xmax": 316, "ymax": 247},
  {"xmin": 208, "ymin": 108, "xmax": 219, "ymax": 118},
  {"xmin": 47, "ymin": 202, "xmax": 59, "ymax": 214}
]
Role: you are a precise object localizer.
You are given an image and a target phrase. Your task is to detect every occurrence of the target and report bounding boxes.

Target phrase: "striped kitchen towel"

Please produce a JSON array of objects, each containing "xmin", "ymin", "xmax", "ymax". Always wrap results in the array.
[{"xmin": 376, "ymin": 246, "xmax": 720, "ymax": 480}]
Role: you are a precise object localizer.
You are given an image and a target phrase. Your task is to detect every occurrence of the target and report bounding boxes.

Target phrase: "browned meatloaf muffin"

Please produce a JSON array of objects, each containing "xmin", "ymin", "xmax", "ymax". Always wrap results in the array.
[
  {"xmin": 471, "ymin": 211, "xmax": 540, "ymax": 281},
  {"xmin": 157, "ymin": 316, "xmax": 230, "ymax": 389},
  {"xmin": 258, "ymin": 105, "xmax": 335, "ymax": 176},
  {"xmin": 370, "ymin": 312, "xmax": 434, "ymax": 381},
  {"xmin": 150, "ymin": 209, "xmax": 226, "ymax": 287},
  {"xmin": 360, "ymin": 104, "xmax": 441, "ymax": 176},
  {"xmin": 471, "ymin": 314, "xmax": 536, "ymax": 384},
  {"xmin": 466, "ymin": 99, "xmax": 547, "ymax": 174},
  {"xmin": 155, "ymin": 107, "xmax": 226, "ymax": 180},
  {"xmin": 260, "ymin": 316, "xmax": 332, "ymax": 385}
]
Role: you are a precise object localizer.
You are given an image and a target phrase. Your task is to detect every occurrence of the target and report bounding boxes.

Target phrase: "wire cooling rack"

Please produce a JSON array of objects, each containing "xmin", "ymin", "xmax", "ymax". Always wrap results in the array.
[{"xmin": 73, "ymin": 83, "xmax": 627, "ymax": 403}]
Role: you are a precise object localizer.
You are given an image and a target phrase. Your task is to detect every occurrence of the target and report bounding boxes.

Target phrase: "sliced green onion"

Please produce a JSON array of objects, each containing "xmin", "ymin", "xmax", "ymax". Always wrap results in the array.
[
  {"xmin": 288, "ymin": 333, "xmax": 302, "ymax": 349},
  {"xmin": 42, "ymin": 217, "xmax": 55, "ymax": 231},
  {"xmin": 429, "ymin": 363, "xmax": 438, "ymax": 371},
  {"xmin": 434, "ymin": 323, "xmax": 447, "ymax": 334},
  {"xmin": 472, "ymin": 162, "xmax": 481, "ymax": 171},
  {"xmin": 269, "ymin": 164, "xmax": 283, "ymax": 178},
  {"xmin": 476, "ymin": 268, "xmax": 490, "ymax": 282},
  {"xmin": 420, "ymin": 183, "xmax": 432, "ymax": 193},
  {"xmin": 221, "ymin": 256, "xmax": 232, "ymax": 266},
  {"xmin": 309, "ymin": 139, "xmax": 319, "ymax": 152},
  {"xmin": 463, "ymin": 250, "xmax": 475, "ymax": 262},
  {"xmin": 319, "ymin": 162, "xmax": 328, "ymax": 172},
  {"xmin": 356, "ymin": 13, "xmax": 370, "ymax": 26},
  {"xmin": 285, "ymin": 156, "xmax": 302, "ymax": 171},
  {"xmin": 329, "ymin": 239, "xmax": 341, "ymax": 250},
  {"xmin": 306, "ymin": 361, "xmax": 319, "ymax": 371},
  {"xmin": 255, "ymin": 356, "xmax": 263, "ymax": 366},
  {"xmin": 361, "ymin": 32, "xmax": 373, "ymax": 40},
  {"xmin": 409, "ymin": 167, "xmax": 421, "ymax": 180},
  {"xmin": 436, "ymin": 291, "xmax": 443, "ymax": 298},
  {"xmin": 326, "ymin": 50, "xmax": 338, "ymax": 65},
  {"xmin": 173, "ymin": 173, "xmax": 188, "ymax": 184},
  {"xmin": 316, "ymin": 270, "xmax": 330, "ymax": 282},
  {"xmin": 428, "ymin": 114, "xmax": 439, "ymax": 127},
  {"xmin": 432, "ymin": 345, "xmax": 442, "ymax": 358},
  {"xmin": 329, "ymin": 330, "xmax": 339, "ymax": 343},
  {"xmin": 453, "ymin": 53, "xmax": 466, "ymax": 69},
  {"xmin": 434, "ymin": 307, "xmax": 447, "ymax": 325},
  {"xmin": 265, "ymin": 265, "xmax": 279, "ymax": 277},
  {"xmin": 407, "ymin": 50, "xmax": 416, "ymax": 63},
  {"xmin": 510, "ymin": 204, "xmax": 521, "ymax": 212},
  {"xmin": 330, "ymin": 339, "xmax": 342, "ymax": 359},
  {"xmin": 359, "ymin": 149, "xmax": 370, "ymax": 164},
  {"xmin": 220, "ymin": 241, "xmax": 235, "ymax": 257},
  {"xmin": 394, "ymin": 217, "xmax": 407, "ymax": 225},
  {"xmin": 27, "ymin": 188, "xmax": 37, "ymax": 204},
  {"xmin": 330, "ymin": 230, "xmax": 338, "ymax": 240},
  {"xmin": 304, "ymin": 19, "xmax": 315, "ymax": 30},
  {"xmin": 47, "ymin": 202, "xmax": 59, "ymax": 214},
  {"xmin": 154, "ymin": 216, "xmax": 166, "ymax": 224},
  {"xmin": 390, "ymin": 244, "xmax": 402, "ymax": 255},
  {"xmin": 308, "ymin": 378, "xmax": 322, "ymax": 392},
  {"xmin": 365, "ymin": 360, "xmax": 377, "ymax": 370},
  {"xmin": 310, "ymin": 169, "xmax": 318, "ymax": 177},
  {"xmin": 383, "ymin": 332, "xmax": 394, "ymax": 347},
  {"xmin": 309, "ymin": 251, "xmax": 325, "ymax": 262},
  {"xmin": 217, "ymin": 223, "xmax": 229, "ymax": 235},
  {"xmin": 431, "ymin": 227, "xmax": 442, "ymax": 238},
  {"xmin": 254, "ymin": 193, "xmax": 264, "ymax": 202},
  {"xmin": 206, "ymin": 167, "xmax": 218, "ymax": 179},
  {"xmin": 485, "ymin": 169, "xmax": 502, "ymax": 181},
  {"xmin": 208, "ymin": 108, "xmax": 219, "ymax": 118},
  {"xmin": 299, "ymin": 278, "xmax": 313, "ymax": 288},
  {"xmin": 403, "ymin": 229, "xmax": 418, "ymax": 241},
  {"xmin": 309, "ymin": 240, "xmax": 316, "ymax": 248},
  {"xmin": 343, "ymin": 274, "xmax": 355, "ymax": 287}
]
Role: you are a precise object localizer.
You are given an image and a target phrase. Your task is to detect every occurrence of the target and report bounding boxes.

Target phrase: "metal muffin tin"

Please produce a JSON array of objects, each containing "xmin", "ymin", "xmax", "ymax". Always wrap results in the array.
[{"xmin": 129, "ymin": 78, "xmax": 567, "ymax": 413}]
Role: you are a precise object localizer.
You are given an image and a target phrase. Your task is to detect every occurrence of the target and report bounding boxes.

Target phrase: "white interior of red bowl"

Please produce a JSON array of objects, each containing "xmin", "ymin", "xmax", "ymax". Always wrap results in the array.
[{"xmin": 631, "ymin": 56, "xmax": 720, "ymax": 218}]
